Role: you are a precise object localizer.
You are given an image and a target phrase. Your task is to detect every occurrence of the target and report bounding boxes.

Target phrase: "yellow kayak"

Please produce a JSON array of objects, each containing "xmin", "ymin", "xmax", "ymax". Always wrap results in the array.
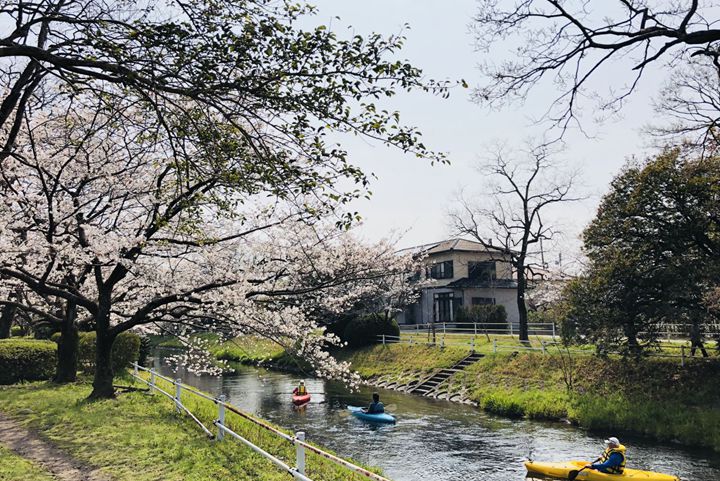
[{"xmin": 524, "ymin": 460, "xmax": 679, "ymax": 481}]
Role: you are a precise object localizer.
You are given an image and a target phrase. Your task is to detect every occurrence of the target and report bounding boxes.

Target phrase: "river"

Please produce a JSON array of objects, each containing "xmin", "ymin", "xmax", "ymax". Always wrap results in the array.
[{"xmin": 155, "ymin": 360, "xmax": 720, "ymax": 481}]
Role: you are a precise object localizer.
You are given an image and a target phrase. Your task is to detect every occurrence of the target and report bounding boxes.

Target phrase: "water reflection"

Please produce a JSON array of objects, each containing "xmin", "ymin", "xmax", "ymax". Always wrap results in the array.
[{"xmin": 156, "ymin": 359, "xmax": 720, "ymax": 481}]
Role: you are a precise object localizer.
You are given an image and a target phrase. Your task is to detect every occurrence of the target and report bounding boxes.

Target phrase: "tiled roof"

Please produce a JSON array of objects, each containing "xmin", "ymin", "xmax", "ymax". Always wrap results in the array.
[{"xmin": 399, "ymin": 238, "xmax": 508, "ymax": 255}]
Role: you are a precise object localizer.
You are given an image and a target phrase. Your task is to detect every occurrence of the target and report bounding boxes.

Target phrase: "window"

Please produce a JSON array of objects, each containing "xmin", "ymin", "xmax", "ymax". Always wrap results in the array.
[
  {"xmin": 468, "ymin": 261, "xmax": 496, "ymax": 281},
  {"xmin": 428, "ymin": 260, "xmax": 454, "ymax": 279},
  {"xmin": 434, "ymin": 292, "xmax": 462, "ymax": 322},
  {"xmin": 471, "ymin": 297, "xmax": 496, "ymax": 305}
]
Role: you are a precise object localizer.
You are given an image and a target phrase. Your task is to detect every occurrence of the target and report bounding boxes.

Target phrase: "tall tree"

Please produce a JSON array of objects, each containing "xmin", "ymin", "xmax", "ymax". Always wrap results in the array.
[
  {"xmin": 450, "ymin": 146, "xmax": 580, "ymax": 342},
  {"xmin": 473, "ymin": 1, "xmax": 720, "ymax": 142},
  {"xmin": 0, "ymin": 99, "xmax": 425, "ymax": 397},
  {"xmin": 568, "ymin": 148, "xmax": 720, "ymax": 354},
  {"xmin": 1, "ymin": 0, "xmax": 448, "ymax": 166}
]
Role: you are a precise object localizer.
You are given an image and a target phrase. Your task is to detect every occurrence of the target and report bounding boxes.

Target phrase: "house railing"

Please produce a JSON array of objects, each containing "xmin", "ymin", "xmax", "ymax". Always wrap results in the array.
[
  {"xmin": 400, "ymin": 322, "xmax": 556, "ymax": 337},
  {"xmin": 130, "ymin": 363, "xmax": 391, "ymax": 481}
]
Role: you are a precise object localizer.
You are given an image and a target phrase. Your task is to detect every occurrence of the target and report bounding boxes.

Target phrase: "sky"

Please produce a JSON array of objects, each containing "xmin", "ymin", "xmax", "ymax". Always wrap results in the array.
[{"xmin": 307, "ymin": 0, "xmax": 667, "ymax": 264}]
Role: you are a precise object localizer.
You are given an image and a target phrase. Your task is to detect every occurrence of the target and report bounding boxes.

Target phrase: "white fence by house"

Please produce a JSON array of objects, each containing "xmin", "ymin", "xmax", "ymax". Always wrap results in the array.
[
  {"xmin": 380, "ymin": 322, "xmax": 720, "ymax": 365},
  {"xmin": 130, "ymin": 363, "xmax": 391, "ymax": 481}
]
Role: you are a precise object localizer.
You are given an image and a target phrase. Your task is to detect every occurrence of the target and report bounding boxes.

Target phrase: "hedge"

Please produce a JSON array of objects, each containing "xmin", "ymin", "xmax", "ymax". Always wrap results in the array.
[
  {"xmin": 0, "ymin": 339, "xmax": 56, "ymax": 384},
  {"xmin": 342, "ymin": 314, "xmax": 400, "ymax": 348},
  {"xmin": 52, "ymin": 331, "xmax": 141, "ymax": 374},
  {"xmin": 77, "ymin": 332, "xmax": 141, "ymax": 374}
]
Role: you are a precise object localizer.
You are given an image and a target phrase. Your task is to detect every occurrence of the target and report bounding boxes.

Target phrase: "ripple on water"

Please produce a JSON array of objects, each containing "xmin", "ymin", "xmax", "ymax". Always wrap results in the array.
[{"xmin": 157, "ymin": 361, "xmax": 720, "ymax": 481}]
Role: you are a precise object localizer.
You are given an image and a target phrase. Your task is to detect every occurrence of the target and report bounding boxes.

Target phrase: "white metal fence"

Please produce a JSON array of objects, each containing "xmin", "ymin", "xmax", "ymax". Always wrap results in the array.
[
  {"xmin": 130, "ymin": 363, "xmax": 391, "ymax": 481},
  {"xmin": 379, "ymin": 329, "xmax": 719, "ymax": 365},
  {"xmin": 400, "ymin": 322, "xmax": 557, "ymax": 337}
]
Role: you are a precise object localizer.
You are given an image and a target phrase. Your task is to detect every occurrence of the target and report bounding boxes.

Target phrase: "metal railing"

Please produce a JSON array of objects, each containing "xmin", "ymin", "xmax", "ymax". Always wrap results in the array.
[
  {"xmin": 400, "ymin": 322, "xmax": 556, "ymax": 337},
  {"xmin": 377, "ymin": 333, "xmax": 719, "ymax": 364},
  {"xmin": 130, "ymin": 363, "xmax": 391, "ymax": 481},
  {"xmin": 377, "ymin": 334, "xmax": 590, "ymax": 355}
]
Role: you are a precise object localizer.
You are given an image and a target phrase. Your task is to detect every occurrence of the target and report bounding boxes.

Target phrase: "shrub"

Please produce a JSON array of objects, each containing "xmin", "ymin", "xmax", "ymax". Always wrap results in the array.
[
  {"xmin": 0, "ymin": 339, "xmax": 56, "ymax": 384},
  {"xmin": 342, "ymin": 314, "xmax": 400, "ymax": 348},
  {"xmin": 456, "ymin": 304, "xmax": 507, "ymax": 330},
  {"xmin": 10, "ymin": 326, "xmax": 26, "ymax": 337},
  {"xmin": 77, "ymin": 331, "xmax": 141, "ymax": 374}
]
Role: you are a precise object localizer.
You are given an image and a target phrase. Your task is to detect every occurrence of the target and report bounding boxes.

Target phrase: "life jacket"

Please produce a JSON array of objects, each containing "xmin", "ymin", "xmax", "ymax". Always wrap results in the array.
[
  {"xmin": 297, "ymin": 385, "xmax": 307, "ymax": 395},
  {"xmin": 599, "ymin": 444, "xmax": 626, "ymax": 474}
]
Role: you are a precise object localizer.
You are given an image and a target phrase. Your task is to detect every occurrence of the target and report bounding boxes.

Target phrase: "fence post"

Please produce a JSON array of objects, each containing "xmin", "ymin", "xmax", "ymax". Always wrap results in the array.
[
  {"xmin": 552, "ymin": 323, "xmax": 556, "ymax": 339},
  {"xmin": 681, "ymin": 346, "xmax": 685, "ymax": 367},
  {"xmin": 474, "ymin": 323, "xmax": 477, "ymax": 336},
  {"xmin": 175, "ymin": 378, "xmax": 182, "ymax": 412},
  {"xmin": 440, "ymin": 334, "xmax": 445, "ymax": 349},
  {"xmin": 133, "ymin": 362, "xmax": 138, "ymax": 377},
  {"xmin": 382, "ymin": 334, "xmax": 386, "ymax": 345},
  {"xmin": 295, "ymin": 431, "xmax": 306, "ymax": 477},
  {"xmin": 149, "ymin": 370, "xmax": 156, "ymax": 395},
  {"xmin": 509, "ymin": 323, "xmax": 513, "ymax": 336},
  {"xmin": 216, "ymin": 394, "xmax": 226, "ymax": 441},
  {"xmin": 493, "ymin": 339, "xmax": 497, "ymax": 354},
  {"xmin": 541, "ymin": 340, "xmax": 546, "ymax": 354}
]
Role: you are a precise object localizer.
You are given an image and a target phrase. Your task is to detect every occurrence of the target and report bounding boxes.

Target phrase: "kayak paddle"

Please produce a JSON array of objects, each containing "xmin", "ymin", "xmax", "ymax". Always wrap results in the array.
[{"xmin": 569, "ymin": 457, "xmax": 601, "ymax": 481}]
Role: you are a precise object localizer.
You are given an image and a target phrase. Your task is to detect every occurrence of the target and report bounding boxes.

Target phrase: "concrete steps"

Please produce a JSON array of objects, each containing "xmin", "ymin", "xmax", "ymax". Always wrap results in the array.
[{"xmin": 407, "ymin": 352, "xmax": 484, "ymax": 397}]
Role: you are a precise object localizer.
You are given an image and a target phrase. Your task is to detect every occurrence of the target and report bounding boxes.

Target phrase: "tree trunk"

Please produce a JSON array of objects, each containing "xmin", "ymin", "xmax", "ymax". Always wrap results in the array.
[
  {"xmin": 89, "ymin": 332, "xmax": 116, "ymax": 399},
  {"xmin": 54, "ymin": 301, "xmax": 78, "ymax": 383},
  {"xmin": 89, "ymin": 298, "xmax": 115, "ymax": 399},
  {"xmin": 689, "ymin": 320, "xmax": 709, "ymax": 357},
  {"xmin": 0, "ymin": 303, "xmax": 15, "ymax": 339},
  {"xmin": 516, "ymin": 266, "xmax": 529, "ymax": 343}
]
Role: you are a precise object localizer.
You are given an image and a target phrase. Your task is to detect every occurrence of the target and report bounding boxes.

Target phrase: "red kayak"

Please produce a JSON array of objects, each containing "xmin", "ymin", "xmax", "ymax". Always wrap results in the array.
[{"xmin": 292, "ymin": 393, "xmax": 311, "ymax": 405}]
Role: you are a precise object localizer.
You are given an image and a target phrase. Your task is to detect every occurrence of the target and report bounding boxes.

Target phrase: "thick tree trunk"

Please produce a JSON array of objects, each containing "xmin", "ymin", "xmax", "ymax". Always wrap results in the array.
[
  {"xmin": 54, "ymin": 301, "xmax": 78, "ymax": 383},
  {"xmin": 89, "ymin": 298, "xmax": 116, "ymax": 399},
  {"xmin": 89, "ymin": 332, "xmax": 116, "ymax": 399},
  {"xmin": 516, "ymin": 267, "xmax": 529, "ymax": 343},
  {"xmin": 689, "ymin": 320, "xmax": 709, "ymax": 357},
  {"xmin": 0, "ymin": 303, "xmax": 15, "ymax": 338}
]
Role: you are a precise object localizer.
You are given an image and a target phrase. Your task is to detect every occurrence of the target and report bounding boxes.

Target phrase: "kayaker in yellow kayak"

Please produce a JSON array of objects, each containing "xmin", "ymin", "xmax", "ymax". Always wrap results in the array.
[{"xmin": 586, "ymin": 437, "xmax": 626, "ymax": 474}]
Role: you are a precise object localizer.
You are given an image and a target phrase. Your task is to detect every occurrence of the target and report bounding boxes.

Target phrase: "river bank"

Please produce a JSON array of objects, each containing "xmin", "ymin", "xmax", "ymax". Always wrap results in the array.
[
  {"xmin": 338, "ymin": 344, "xmax": 720, "ymax": 452},
  {"xmin": 203, "ymin": 335, "xmax": 720, "ymax": 453},
  {"xmin": 0, "ymin": 380, "xmax": 380, "ymax": 481}
]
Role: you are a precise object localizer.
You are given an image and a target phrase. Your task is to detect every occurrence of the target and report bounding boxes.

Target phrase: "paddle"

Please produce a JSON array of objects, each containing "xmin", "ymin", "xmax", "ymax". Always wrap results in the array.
[{"xmin": 568, "ymin": 457, "xmax": 601, "ymax": 480}]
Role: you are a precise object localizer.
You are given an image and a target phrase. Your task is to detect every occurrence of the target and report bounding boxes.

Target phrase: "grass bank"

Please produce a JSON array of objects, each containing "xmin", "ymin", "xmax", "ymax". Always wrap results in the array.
[
  {"xmin": 0, "ymin": 380, "xmax": 380, "ymax": 481},
  {"xmin": 0, "ymin": 446, "xmax": 54, "ymax": 481},
  {"xmin": 343, "ymin": 344, "xmax": 720, "ymax": 451}
]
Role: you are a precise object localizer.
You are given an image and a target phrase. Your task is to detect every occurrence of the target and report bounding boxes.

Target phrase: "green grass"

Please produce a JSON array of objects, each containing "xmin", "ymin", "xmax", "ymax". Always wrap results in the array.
[
  {"xmin": 335, "ymin": 343, "xmax": 469, "ymax": 384},
  {"xmin": 211, "ymin": 336, "xmax": 288, "ymax": 364},
  {"xmin": 0, "ymin": 380, "xmax": 381, "ymax": 481},
  {"xmin": 0, "ymin": 446, "xmax": 54, "ymax": 481},
  {"xmin": 336, "ymin": 343, "xmax": 720, "ymax": 451}
]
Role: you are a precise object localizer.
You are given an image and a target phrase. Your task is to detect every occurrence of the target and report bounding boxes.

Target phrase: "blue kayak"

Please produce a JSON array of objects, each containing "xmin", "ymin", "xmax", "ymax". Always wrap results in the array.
[{"xmin": 348, "ymin": 406, "xmax": 396, "ymax": 424}]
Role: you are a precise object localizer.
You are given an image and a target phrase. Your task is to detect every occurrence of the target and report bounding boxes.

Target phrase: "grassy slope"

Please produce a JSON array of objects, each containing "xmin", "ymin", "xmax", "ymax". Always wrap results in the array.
[
  {"xmin": 336, "ymin": 344, "xmax": 468, "ymax": 384},
  {"xmin": 0, "ymin": 446, "xmax": 54, "ymax": 481},
  {"xmin": 0, "ymin": 380, "xmax": 379, "ymax": 481},
  {"xmin": 340, "ymin": 344, "xmax": 720, "ymax": 451}
]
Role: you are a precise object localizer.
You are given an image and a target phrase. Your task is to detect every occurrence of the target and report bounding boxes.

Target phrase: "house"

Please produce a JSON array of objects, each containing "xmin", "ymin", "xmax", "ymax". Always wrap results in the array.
[{"xmin": 396, "ymin": 238, "xmax": 519, "ymax": 327}]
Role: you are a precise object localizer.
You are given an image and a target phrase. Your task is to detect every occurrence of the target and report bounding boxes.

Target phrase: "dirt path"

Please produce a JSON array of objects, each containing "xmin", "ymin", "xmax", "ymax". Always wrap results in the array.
[{"xmin": 0, "ymin": 412, "xmax": 112, "ymax": 481}]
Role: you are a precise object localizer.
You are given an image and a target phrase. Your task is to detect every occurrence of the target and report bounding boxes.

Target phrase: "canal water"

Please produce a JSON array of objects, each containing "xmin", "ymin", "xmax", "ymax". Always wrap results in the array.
[{"xmin": 156, "ymin": 361, "xmax": 720, "ymax": 481}]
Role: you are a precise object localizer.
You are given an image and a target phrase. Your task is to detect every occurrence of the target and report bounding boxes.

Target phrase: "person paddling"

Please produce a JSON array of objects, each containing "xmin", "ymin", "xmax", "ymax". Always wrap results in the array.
[
  {"xmin": 363, "ymin": 392, "xmax": 384, "ymax": 414},
  {"xmin": 586, "ymin": 437, "xmax": 626, "ymax": 474},
  {"xmin": 292, "ymin": 380, "xmax": 307, "ymax": 396}
]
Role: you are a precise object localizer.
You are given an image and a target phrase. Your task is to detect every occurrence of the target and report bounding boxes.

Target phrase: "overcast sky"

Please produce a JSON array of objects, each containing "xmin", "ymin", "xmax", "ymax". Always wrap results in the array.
[{"xmin": 309, "ymin": 1, "xmax": 666, "ymax": 264}]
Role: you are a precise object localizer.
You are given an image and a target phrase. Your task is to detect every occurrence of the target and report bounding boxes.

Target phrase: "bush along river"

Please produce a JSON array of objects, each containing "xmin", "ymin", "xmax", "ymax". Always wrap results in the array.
[{"xmin": 154, "ymin": 360, "xmax": 720, "ymax": 481}]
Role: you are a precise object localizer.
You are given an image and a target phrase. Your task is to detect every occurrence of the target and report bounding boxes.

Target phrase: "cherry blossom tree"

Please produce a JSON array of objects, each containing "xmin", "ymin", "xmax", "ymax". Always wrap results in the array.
[{"xmin": 0, "ymin": 99, "xmax": 422, "ymax": 397}]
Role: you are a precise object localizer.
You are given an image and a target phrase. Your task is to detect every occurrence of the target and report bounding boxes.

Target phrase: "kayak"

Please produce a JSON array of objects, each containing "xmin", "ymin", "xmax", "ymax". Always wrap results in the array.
[
  {"xmin": 524, "ymin": 460, "xmax": 679, "ymax": 481},
  {"xmin": 348, "ymin": 406, "xmax": 396, "ymax": 424},
  {"xmin": 292, "ymin": 393, "xmax": 311, "ymax": 405}
]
